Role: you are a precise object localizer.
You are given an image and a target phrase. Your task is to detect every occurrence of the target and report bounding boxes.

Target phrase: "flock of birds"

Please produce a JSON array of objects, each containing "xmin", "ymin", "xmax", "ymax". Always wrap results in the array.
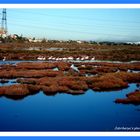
[
  {"xmin": 37, "ymin": 56, "xmax": 95, "ymax": 61},
  {"xmin": 2, "ymin": 56, "xmax": 95, "ymax": 62},
  {"xmin": 37, "ymin": 56, "xmax": 95, "ymax": 72},
  {"xmin": 2, "ymin": 56, "xmax": 94, "ymax": 73}
]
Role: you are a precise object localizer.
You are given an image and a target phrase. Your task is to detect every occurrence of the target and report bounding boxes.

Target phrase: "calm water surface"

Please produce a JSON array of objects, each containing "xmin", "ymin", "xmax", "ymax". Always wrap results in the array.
[
  {"xmin": 0, "ymin": 60, "xmax": 140, "ymax": 65},
  {"xmin": 0, "ymin": 83, "xmax": 140, "ymax": 131}
]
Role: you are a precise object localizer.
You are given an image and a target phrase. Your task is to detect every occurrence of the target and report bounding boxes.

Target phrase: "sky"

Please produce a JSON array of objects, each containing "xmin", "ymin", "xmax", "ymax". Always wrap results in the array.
[{"xmin": 2, "ymin": 8, "xmax": 140, "ymax": 42}]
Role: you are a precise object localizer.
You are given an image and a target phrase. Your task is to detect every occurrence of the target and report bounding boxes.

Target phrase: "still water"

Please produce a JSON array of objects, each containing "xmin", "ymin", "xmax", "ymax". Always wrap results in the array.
[
  {"xmin": 0, "ymin": 83, "xmax": 140, "ymax": 131},
  {"xmin": 0, "ymin": 60, "xmax": 140, "ymax": 65}
]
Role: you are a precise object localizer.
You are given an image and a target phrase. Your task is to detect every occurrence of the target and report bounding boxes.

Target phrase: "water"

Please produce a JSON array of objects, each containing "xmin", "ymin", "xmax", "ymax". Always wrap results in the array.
[
  {"xmin": 46, "ymin": 47, "xmax": 63, "ymax": 51},
  {"xmin": 53, "ymin": 67, "xmax": 59, "ymax": 71},
  {"xmin": 0, "ymin": 79, "xmax": 17, "ymax": 86},
  {"xmin": 127, "ymin": 69, "xmax": 140, "ymax": 73},
  {"xmin": 0, "ymin": 83, "xmax": 139, "ymax": 131},
  {"xmin": 0, "ymin": 60, "xmax": 140, "ymax": 65},
  {"xmin": 0, "ymin": 60, "xmax": 37, "ymax": 65}
]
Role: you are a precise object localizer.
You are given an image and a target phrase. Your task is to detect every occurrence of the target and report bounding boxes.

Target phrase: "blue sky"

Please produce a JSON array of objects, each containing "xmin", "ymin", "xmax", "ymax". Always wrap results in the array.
[{"xmin": 4, "ymin": 8, "xmax": 140, "ymax": 42}]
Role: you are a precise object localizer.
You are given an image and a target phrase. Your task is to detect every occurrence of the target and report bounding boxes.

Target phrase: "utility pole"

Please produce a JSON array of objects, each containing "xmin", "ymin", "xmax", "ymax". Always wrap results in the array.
[{"xmin": 1, "ymin": 8, "xmax": 7, "ymax": 35}]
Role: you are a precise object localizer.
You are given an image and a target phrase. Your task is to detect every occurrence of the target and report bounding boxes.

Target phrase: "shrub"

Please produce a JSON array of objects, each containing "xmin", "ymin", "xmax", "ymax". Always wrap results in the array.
[
  {"xmin": 16, "ymin": 62, "xmax": 56, "ymax": 69},
  {"xmin": 0, "ymin": 70, "xmax": 61, "ymax": 78},
  {"xmin": 113, "ymin": 72, "xmax": 140, "ymax": 83},
  {"xmin": 90, "ymin": 74, "xmax": 128, "ymax": 91},
  {"xmin": 115, "ymin": 90, "xmax": 140, "ymax": 105},
  {"xmin": 56, "ymin": 62, "xmax": 70, "ymax": 71},
  {"xmin": 38, "ymin": 77, "xmax": 56, "ymax": 86},
  {"xmin": 27, "ymin": 85, "xmax": 41, "ymax": 94},
  {"xmin": 0, "ymin": 84, "xmax": 29, "ymax": 98},
  {"xmin": 42, "ymin": 85, "xmax": 58, "ymax": 96},
  {"xmin": 17, "ymin": 78, "xmax": 37, "ymax": 84},
  {"xmin": 0, "ymin": 84, "xmax": 40, "ymax": 99}
]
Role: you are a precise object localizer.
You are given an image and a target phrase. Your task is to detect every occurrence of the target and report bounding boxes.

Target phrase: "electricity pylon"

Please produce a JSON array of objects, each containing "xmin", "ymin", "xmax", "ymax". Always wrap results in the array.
[{"xmin": 1, "ymin": 8, "xmax": 7, "ymax": 35}]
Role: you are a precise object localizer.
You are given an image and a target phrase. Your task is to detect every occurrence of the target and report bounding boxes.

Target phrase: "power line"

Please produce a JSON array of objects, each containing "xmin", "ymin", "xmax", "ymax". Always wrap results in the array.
[
  {"xmin": 7, "ymin": 9, "xmax": 140, "ymax": 41},
  {"xmin": 9, "ymin": 9, "xmax": 140, "ymax": 24},
  {"xmin": 7, "ymin": 10, "xmax": 140, "ymax": 32},
  {"xmin": 9, "ymin": 22, "xmax": 140, "ymax": 38},
  {"xmin": 7, "ymin": 16, "xmax": 140, "ymax": 32}
]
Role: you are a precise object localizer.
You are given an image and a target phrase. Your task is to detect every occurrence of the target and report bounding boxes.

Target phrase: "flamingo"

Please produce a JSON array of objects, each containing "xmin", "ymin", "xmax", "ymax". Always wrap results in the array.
[
  {"xmin": 48, "ymin": 56, "xmax": 53, "ymax": 60},
  {"xmin": 85, "ymin": 56, "xmax": 89, "ymax": 60},
  {"xmin": 58, "ymin": 58, "xmax": 63, "ymax": 61},
  {"xmin": 76, "ymin": 57, "xmax": 80, "ymax": 61},
  {"xmin": 68, "ymin": 56, "xmax": 73, "ymax": 60},
  {"xmin": 52, "ymin": 57, "xmax": 56, "ymax": 61},
  {"xmin": 56, "ymin": 58, "xmax": 59, "ymax": 61},
  {"xmin": 63, "ymin": 57, "xmax": 67, "ymax": 61},
  {"xmin": 37, "ymin": 56, "xmax": 46, "ymax": 61},
  {"xmin": 91, "ymin": 57, "xmax": 95, "ymax": 61},
  {"xmin": 81, "ymin": 57, "xmax": 85, "ymax": 61}
]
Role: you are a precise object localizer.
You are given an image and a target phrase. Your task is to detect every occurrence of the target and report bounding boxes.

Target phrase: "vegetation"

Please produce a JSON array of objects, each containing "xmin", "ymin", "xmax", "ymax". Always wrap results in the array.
[
  {"xmin": 0, "ymin": 61, "xmax": 139, "ymax": 100},
  {"xmin": 0, "ymin": 41, "xmax": 140, "ymax": 61},
  {"xmin": 115, "ymin": 90, "xmax": 140, "ymax": 105},
  {"xmin": 0, "ymin": 37, "xmax": 140, "ymax": 100}
]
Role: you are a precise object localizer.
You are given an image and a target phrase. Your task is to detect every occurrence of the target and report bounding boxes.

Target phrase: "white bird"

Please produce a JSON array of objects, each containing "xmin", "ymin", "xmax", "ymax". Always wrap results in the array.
[
  {"xmin": 91, "ymin": 57, "xmax": 95, "ymax": 61},
  {"xmin": 58, "ymin": 58, "xmax": 63, "ymax": 61},
  {"xmin": 116, "ymin": 69, "xmax": 120, "ymax": 73},
  {"xmin": 63, "ymin": 57, "xmax": 67, "ymax": 61},
  {"xmin": 85, "ymin": 56, "xmax": 89, "ymax": 60},
  {"xmin": 68, "ymin": 56, "xmax": 73, "ymax": 60},
  {"xmin": 127, "ymin": 69, "xmax": 132, "ymax": 73},
  {"xmin": 81, "ymin": 57, "xmax": 85, "ymax": 61},
  {"xmin": 52, "ymin": 57, "xmax": 56, "ymax": 61},
  {"xmin": 37, "ymin": 56, "xmax": 46, "ymax": 61},
  {"xmin": 48, "ymin": 56, "xmax": 53, "ymax": 60},
  {"xmin": 3, "ymin": 57, "xmax": 6, "ymax": 61},
  {"xmin": 76, "ymin": 57, "xmax": 80, "ymax": 61},
  {"xmin": 56, "ymin": 58, "xmax": 59, "ymax": 61},
  {"xmin": 70, "ymin": 64, "xmax": 79, "ymax": 72},
  {"xmin": 81, "ymin": 65, "xmax": 85, "ymax": 68},
  {"xmin": 93, "ymin": 65, "xmax": 98, "ymax": 68}
]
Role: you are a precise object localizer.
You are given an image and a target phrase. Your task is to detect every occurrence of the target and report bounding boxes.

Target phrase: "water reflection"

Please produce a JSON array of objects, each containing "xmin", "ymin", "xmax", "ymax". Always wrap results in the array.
[
  {"xmin": 0, "ymin": 84, "xmax": 139, "ymax": 131},
  {"xmin": 2, "ymin": 94, "xmax": 28, "ymax": 100},
  {"xmin": 0, "ymin": 83, "xmax": 138, "ymax": 101},
  {"xmin": 0, "ymin": 60, "xmax": 140, "ymax": 131}
]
